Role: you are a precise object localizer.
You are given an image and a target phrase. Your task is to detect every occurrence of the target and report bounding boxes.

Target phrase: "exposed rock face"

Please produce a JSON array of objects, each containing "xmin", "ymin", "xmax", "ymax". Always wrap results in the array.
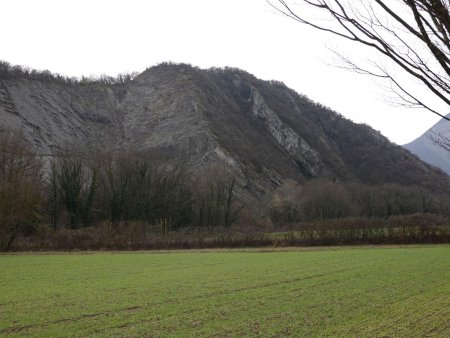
[
  {"xmin": 1, "ymin": 63, "xmax": 449, "ymax": 197},
  {"xmin": 251, "ymin": 89, "xmax": 321, "ymax": 176},
  {"xmin": 0, "ymin": 78, "xmax": 122, "ymax": 153}
]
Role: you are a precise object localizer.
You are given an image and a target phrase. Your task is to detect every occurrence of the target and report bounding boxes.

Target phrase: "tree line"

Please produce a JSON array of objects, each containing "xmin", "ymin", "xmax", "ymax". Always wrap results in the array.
[
  {"xmin": 0, "ymin": 60, "xmax": 138, "ymax": 85},
  {"xmin": 269, "ymin": 178, "xmax": 450, "ymax": 225},
  {"xmin": 0, "ymin": 130, "xmax": 242, "ymax": 250},
  {"xmin": 1, "ymin": 128, "xmax": 450, "ymax": 250}
]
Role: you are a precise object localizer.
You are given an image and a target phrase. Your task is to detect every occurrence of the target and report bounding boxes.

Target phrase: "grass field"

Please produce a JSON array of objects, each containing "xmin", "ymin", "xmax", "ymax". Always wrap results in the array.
[{"xmin": 1, "ymin": 246, "xmax": 449, "ymax": 337}]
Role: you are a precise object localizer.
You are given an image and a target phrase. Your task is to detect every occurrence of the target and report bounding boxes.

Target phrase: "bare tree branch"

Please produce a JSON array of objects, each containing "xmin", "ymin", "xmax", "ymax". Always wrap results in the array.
[
  {"xmin": 268, "ymin": 0, "xmax": 450, "ymax": 119},
  {"xmin": 427, "ymin": 129, "xmax": 450, "ymax": 151}
]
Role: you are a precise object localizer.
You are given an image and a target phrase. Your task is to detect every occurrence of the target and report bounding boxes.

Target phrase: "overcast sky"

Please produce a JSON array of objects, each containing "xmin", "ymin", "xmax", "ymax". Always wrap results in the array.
[{"xmin": 0, "ymin": 0, "xmax": 445, "ymax": 144}]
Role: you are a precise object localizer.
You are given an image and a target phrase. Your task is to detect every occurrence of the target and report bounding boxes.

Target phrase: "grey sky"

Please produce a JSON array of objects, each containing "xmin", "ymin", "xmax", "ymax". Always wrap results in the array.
[{"xmin": 0, "ymin": 0, "xmax": 443, "ymax": 144}]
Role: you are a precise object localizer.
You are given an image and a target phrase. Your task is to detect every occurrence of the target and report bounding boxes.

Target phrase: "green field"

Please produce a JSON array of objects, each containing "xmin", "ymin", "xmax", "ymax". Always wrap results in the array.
[{"xmin": 1, "ymin": 246, "xmax": 449, "ymax": 337}]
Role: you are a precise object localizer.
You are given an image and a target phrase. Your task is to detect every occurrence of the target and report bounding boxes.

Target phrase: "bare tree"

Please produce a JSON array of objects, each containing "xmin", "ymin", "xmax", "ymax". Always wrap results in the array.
[
  {"xmin": 269, "ymin": 0, "xmax": 450, "ymax": 119},
  {"xmin": 0, "ymin": 130, "xmax": 43, "ymax": 250},
  {"xmin": 49, "ymin": 154, "xmax": 99, "ymax": 229}
]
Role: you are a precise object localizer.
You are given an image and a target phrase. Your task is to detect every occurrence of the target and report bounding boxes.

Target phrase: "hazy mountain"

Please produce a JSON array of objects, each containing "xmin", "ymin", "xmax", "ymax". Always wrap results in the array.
[
  {"xmin": 1, "ymin": 62, "xmax": 449, "ymax": 196},
  {"xmin": 403, "ymin": 114, "xmax": 450, "ymax": 176}
]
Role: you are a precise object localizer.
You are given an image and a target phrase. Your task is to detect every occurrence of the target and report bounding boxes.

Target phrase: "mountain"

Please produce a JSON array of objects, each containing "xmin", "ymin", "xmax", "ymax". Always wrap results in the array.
[
  {"xmin": 403, "ymin": 114, "xmax": 450, "ymax": 175},
  {"xmin": 1, "ymin": 61, "xmax": 449, "ymax": 196}
]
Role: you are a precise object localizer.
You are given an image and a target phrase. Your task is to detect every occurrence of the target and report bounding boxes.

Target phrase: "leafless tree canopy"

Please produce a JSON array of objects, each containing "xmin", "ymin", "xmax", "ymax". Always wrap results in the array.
[{"xmin": 269, "ymin": 0, "xmax": 450, "ymax": 119}]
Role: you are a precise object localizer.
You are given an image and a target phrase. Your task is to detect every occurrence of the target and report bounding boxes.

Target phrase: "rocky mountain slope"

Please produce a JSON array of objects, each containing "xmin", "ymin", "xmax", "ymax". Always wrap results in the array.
[
  {"xmin": 1, "ymin": 62, "xmax": 449, "ymax": 196},
  {"xmin": 403, "ymin": 114, "xmax": 450, "ymax": 175}
]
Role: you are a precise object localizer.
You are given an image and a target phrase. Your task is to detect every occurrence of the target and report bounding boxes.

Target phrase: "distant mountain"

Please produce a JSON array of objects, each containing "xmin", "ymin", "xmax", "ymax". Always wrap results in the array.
[
  {"xmin": 1, "ymin": 61, "xmax": 449, "ymax": 196},
  {"xmin": 403, "ymin": 114, "xmax": 450, "ymax": 176}
]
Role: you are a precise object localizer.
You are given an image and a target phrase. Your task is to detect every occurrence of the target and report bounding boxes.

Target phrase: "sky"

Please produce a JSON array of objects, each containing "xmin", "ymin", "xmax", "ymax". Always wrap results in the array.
[{"xmin": 0, "ymin": 0, "xmax": 445, "ymax": 144}]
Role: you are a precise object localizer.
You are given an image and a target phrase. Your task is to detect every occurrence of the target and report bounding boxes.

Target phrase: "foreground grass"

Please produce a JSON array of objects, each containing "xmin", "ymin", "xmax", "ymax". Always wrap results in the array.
[{"xmin": 1, "ymin": 246, "xmax": 449, "ymax": 337}]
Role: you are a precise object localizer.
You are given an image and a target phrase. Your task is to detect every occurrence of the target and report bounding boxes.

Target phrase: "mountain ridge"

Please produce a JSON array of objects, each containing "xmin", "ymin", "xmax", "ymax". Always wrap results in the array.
[
  {"xmin": 403, "ymin": 114, "xmax": 450, "ymax": 175},
  {"xmin": 1, "ymin": 61, "xmax": 449, "ymax": 196}
]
